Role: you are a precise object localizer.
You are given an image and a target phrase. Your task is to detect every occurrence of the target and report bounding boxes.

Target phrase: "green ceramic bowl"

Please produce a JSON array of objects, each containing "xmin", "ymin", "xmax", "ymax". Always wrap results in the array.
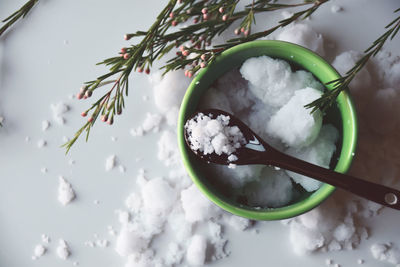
[{"xmin": 177, "ymin": 40, "xmax": 357, "ymax": 220}]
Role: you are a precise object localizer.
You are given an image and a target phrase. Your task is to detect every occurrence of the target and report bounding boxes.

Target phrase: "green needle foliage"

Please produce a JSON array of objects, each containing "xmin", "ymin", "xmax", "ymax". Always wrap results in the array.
[
  {"xmin": 0, "ymin": 0, "xmax": 39, "ymax": 37},
  {"xmin": 1, "ymin": 0, "xmax": 398, "ymax": 150},
  {"xmin": 306, "ymin": 7, "xmax": 400, "ymax": 113},
  {"xmin": 62, "ymin": 0, "xmax": 329, "ymax": 153}
]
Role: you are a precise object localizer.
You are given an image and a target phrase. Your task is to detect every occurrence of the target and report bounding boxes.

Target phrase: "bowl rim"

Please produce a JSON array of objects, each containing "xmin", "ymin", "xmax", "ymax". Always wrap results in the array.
[{"xmin": 177, "ymin": 40, "xmax": 358, "ymax": 220}]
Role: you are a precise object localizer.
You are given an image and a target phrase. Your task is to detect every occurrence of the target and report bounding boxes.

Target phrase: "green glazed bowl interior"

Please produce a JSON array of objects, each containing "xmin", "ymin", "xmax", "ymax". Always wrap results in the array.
[{"xmin": 178, "ymin": 40, "xmax": 357, "ymax": 220}]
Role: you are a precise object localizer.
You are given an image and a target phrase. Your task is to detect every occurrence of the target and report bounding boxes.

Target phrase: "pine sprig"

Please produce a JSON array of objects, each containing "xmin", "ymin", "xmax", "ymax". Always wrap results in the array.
[
  {"xmin": 0, "ymin": 0, "xmax": 39, "ymax": 37},
  {"xmin": 63, "ymin": 0, "xmax": 327, "ymax": 153},
  {"xmin": 306, "ymin": 7, "xmax": 400, "ymax": 113}
]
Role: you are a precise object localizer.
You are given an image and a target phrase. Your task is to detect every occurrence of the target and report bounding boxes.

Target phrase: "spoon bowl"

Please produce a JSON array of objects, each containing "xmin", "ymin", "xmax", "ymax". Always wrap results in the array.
[{"xmin": 183, "ymin": 109, "xmax": 270, "ymax": 166}]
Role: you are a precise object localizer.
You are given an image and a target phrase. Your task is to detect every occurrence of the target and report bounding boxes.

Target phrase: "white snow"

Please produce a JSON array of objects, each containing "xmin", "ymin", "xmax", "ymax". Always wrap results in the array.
[
  {"xmin": 131, "ymin": 112, "xmax": 163, "ymax": 137},
  {"xmin": 285, "ymin": 124, "xmax": 339, "ymax": 192},
  {"xmin": 105, "ymin": 154, "xmax": 117, "ymax": 171},
  {"xmin": 185, "ymin": 113, "xmax": 246, "ymax": 158},
  {"xmin": 276, "ymin": 23, "xmax": 325, "ymax": 56},
  {"xmin": 42, "ymin": 120, "xmax": 51, "ymax": 131},
  {"xmin": 266, "ymin": 87, "xmax": 323, "ymax": 148},
  {"xmin": 37, "ymin": 139, "xmax": 47, "ymax": 148},
  {"xmin": 186, "ymin": 235, "xmax": 207, "ymax": 266},
  {"xmin": 58, "ymin": 176, "xmax": 76, "ymax": 206},
  {"xmin": 181, "ymin": 184, "xmax": 220, "ymax": 223},
  {"xmin": 244, "ymin": 167, "xmax": 294, "ymax": 208},
  {"xmin": 331, "ymin": 5, "xmax": 343, "ymax": 13},
  {"xmin": 240, "ymin": 56, "xmax": 322, "ymax": 108},
  {"xmin": 371, "ymin": 243, "xmax": 400, "ymax": 265},
  {"xmin": 32, "ymin": 244, "xmax": 46, "ymax": 260},
  {"xmin": 56, "ymin": 239, "xmax": 71, "ymax": 260},
  {"xmin": 142, "ymin": 177, "xmax": 177, "ymax": 215},
  {"xmin": 50, "ymin": 102, "xmax": 70, "ymax": 125}
]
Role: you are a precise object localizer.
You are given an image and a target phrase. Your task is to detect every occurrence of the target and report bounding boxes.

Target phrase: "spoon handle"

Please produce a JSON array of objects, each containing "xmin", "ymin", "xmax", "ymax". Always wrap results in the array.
[{"xmin": 267, "ymin": 150, "xmax": 400, "ymax": 210}]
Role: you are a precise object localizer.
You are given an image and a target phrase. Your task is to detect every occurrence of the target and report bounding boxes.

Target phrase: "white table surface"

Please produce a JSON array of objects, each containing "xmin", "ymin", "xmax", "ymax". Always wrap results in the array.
[{"xmin": 0, "ymin": 0, "xmax": 400, "ymax": 266}]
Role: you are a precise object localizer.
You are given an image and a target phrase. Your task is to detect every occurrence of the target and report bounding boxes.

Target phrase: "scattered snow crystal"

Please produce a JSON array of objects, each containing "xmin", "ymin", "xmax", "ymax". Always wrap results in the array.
[
  {"xmin": 181, "ymin": 184, "xmax": 220, "ymax": 223},
  {"xmin": 37, "ymin": 139, "xmax": 47, "ymax": 148},
  {"xmin": 186, "ymin": 235, "xmax": 207, "ymax": 266},
  {"xmin": 42, "ymin": 120, "xmax": 51, "ymax": 131},
  {"xmin": 370, "ymin": 243, "xmax": 400, "ymax": 265},
  {"xmin": 142, "ymin": 177, "xmax": 177, "ymax": 215},
  {"xmin": 130, "ymin": 112, "xmax": 163, "ymax": 136},
  {"xmin": 115, "ymin": 226, "xmax": 150, "ymax": 257},
  {"xmin": 32, "ymin": 244, "xmax": 46, "ymax": 260},
  {"xmin": 105, "ymin": 155, "xmax": 117, "ymax": 171},
  {"xmin": 58, "ymin": 176, "xmax": 75, "ymax": 206},
  {"xmin": 157, "ymin": 130, "xmax": 181, "ymax": 166},
  {"xmin": 56, "ymin": 239, "xmax": 71, "ymax": 260},
  {"xmin": 331, "ymin": 5, "xmax": 343, "ymax": 13},
  {"xmin": 332, "ymin": 51, "xmax": 372, "ymax": 110},
  {"xmin": 276, "ymin": 23, "xmax": 325, "ymax": 56},
  {"xmin": 50, "ymin": 102, "xmax": 70, "ymax": 125},
  {"xmin": 150, "ymin": 70, "xmax": 191, "ymax": 113}
]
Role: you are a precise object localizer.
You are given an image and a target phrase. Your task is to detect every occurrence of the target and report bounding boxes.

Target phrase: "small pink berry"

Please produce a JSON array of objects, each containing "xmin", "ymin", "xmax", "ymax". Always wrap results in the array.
[
  {"xmin": 83, "ymin": 95, "xmax": 88, "ymax": 99},
  {"xmin": 137, "ymin": 67, "xmax": 143, "ymax": 73},
  {"xmin": 219, "ymin": 7, "xmax": 224, "ymax": 13},
  {"xmin": 193, "ymin": 17, "xmax": 199, "ymax": 24},
  {"xmin": 107, "ymin": 117, "xmax": 114, "ymax": 125},
  {"xmin": 169, "ymin": 12, "xmax": 174, "ymax": 18},
  {"xmin": 222, "ymin": 14, "xmax": 228, "ymax": 21},
  {"xmin": 184, "ymin": 70, "xmax": 189, "ymax": 76},
  {"xmin": 234, "ymin": 28, "xmax": 240, "ymax": 35},
  {"xmin": 124, "ymin": 34, "xmax": 131, "ymax": 41},
  {"xmin": 79, "ymin": 86, "xmax": 87, "ymax": 94},
  {"xmin": 81, "ymin": 111, "xmax": 87, "ymax": 117},
  {"xmin": 145, "ymin": 68, "xmax": 150, "ymax": 74},
  {"xmin": 187, "ymin": 71, "xmax": 193, "ymax": 78},
  {"xmin": 200, "ymin": 54, "xmax": 207, "ymax": 61},
  {"xmin": 201, "ymin": 8, "xmax": 208, "ymax": 14},
  {"xmin": 178, "ymin": 0, "xmax": 182, "ymax": 3},
  {"xmin": 199, "ymin": 35, "xmax": 205, "ymax": 41},
  {"xmin": 85, "ymin": 90, "xmax": 92, "ymax": 98},
  {"xmin": 203, "ymin": 13, "xmax": 209, "ymax": 20},
  {"xmin": 182, "ymin": 50, "xmax": 190, "ymax": 57},
  {"xmin": 101, "ymin": 114, "xmax": 108, "ymax": 122},
  {"xmin": 123, "ymin": 53, "xmax": 130, "ymax": 60},
  {"xmin": 171, "ymin": 20, "xmax": 178, "ymax": 26},
  {"xmin": 241, "ymin": 27, "xmax": 245, "ymax": 33},
  {"xmin": 121, "ymin": 47, "xmax": 127, "ymax": 53},
  {"xmin": 200, "ymin": 62, "xmax": 206, "ymax": 68},
  {"xmin": 244, "ymin": 30, "xmax": 250, "ymax": 37},
  {"xmin": 76, "ymin": 92, "xmax": 83, "ymax": 100},
  {"xmin": 180, "ymin": 45, "xmax": 185, "ymax": 52},
  {"xmin": 88, "ymin": 116, "xmax": 94, "ymax": 123}
]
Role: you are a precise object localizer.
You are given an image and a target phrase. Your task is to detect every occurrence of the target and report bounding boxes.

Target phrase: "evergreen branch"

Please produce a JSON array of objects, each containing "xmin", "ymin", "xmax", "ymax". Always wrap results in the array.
[
  {"xmin": 0, "ymin": 0, "xmax": 39, "ymax": 37},
  {"xmin": 64, "ymin": 0, "xmax": 327, "ymax": 153},
  {"xmin": 306, "ymin": 8, "xmax": 400, "ymax": 113}
]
